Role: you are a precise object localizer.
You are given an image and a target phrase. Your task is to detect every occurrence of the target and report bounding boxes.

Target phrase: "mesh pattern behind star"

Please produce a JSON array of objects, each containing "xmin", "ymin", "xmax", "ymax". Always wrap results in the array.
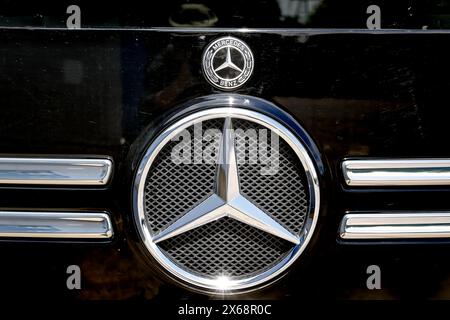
[{"xmin": 144, "ymin": 117, "xmax": 310, "ymax": 278}]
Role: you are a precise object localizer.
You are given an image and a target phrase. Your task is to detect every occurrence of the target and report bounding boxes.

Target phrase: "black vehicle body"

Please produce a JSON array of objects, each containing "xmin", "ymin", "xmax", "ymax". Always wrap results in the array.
[{"xmin": 1, "ymin": 0, "xmax": 450, "ymax": 300}]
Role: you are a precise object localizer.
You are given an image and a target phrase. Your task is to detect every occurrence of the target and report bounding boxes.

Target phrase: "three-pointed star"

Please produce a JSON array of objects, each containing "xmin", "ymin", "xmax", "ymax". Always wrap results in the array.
[
  {"xmin": 214, "ymin": 47, "xmax": 243, "ymax": 73},
  {"xmin": 152, "ymin": 117, "xmax": 300, "ymax": 245}
]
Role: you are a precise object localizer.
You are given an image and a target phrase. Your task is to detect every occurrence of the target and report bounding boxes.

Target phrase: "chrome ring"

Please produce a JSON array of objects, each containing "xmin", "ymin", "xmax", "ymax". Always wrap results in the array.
[{"xmin": 133, "ymin": 97, "xmax": 320, "ymax": 294}]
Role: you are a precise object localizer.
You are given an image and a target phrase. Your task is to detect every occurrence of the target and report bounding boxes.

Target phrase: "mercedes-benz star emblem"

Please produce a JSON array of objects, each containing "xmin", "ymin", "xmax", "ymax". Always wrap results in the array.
[
  {"xmin": 134, "ymin": 101, "xmax": 320, "ymax": 294},
  {"xmin": 153, "ymin": 117, "xmax": 299, "ymax": 245},
  {"xmin": 202, "ymin": 36, "xmax": 254, "ymax": 90}
]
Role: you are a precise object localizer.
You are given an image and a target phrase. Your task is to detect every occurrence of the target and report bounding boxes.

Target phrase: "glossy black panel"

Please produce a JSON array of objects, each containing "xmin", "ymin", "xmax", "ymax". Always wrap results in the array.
[
  {"xmin": 1, "ymin": 27, "xmax": 450, "ymax": 300},
  {"xmin": 1, "ymin": 0, "xmax": 450, "ymax": 29}
]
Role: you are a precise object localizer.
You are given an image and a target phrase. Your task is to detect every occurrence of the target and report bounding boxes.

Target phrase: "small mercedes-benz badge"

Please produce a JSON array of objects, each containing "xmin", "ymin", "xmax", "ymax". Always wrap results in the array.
[{"xmin": 202, "ymin": 36, "xmax": 254, "ymax": 90}]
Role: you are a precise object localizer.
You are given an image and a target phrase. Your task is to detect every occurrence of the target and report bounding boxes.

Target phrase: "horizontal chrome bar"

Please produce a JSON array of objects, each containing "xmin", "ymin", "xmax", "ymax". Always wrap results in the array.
[
  {"xmin": 340, "ymin": 212, "xmax": 450, "ymax": 239},
  {"xmin": 342, "ymin": 159, "xmax": 450, "ymax": 186},
  {"xmin": 0, "ymin": 157, "xmax": 112, "ymax": 185},
  {"xmin": 0, "ymin": 211, "xmax": 113, "ymax": 239}
]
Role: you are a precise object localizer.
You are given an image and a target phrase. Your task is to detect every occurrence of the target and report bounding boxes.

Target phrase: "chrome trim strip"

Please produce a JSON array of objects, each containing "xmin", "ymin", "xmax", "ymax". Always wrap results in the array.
[
  {"xmin": 0, "ymin": 211, "xmax": 113, "ymax": 239},
  {"xmin": 0, "ymin": 157, "xmax": 113, "ymax": 185},
  {"xmin": 340, "ymin": 212, "xmax": 450, "ymax": 239},
  {"xmin": 342, "ymin": 159, "xmax": 450, "ymax": 186}
]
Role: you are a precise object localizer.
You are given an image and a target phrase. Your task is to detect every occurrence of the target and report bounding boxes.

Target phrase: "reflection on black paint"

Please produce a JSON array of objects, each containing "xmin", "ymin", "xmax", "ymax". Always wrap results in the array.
[{"xmin": 1, "ymin": 0, "xmax": 450, "ymax": 29}]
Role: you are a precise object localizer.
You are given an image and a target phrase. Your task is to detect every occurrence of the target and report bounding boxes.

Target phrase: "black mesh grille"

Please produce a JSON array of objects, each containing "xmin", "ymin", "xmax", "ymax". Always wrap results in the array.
[
  {"xmin": 159, "ymin": 217, "xmax": 292, "ymax": 277},
  {"xmin": 234, "ymin": 119, "xmax": 309, "ymax": 235},
  {"xmin": 144, "ymin": 117, "xmax": 310, "ymax": 279},
  {"xmin": 145, "ymin": 119, "xmax": 222, "ymax": 234}
]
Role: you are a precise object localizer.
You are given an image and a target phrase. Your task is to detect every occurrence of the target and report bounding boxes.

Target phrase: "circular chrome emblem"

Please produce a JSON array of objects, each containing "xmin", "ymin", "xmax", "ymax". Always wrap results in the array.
[
  {"xmin": 202, "ymin": 36, "xmax": 254, "ymax": 90},
  {"xmin": 133, "ymin": 96, "xmax": 320, "ymax": 294}
]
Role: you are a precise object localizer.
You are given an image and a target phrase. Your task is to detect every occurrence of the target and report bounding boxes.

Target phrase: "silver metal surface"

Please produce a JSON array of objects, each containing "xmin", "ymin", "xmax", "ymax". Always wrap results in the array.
[
  {"xmin": 152, "ymin": 117, "xmax": 299, "ymax": 245},
  {"xmin": 340, "ymin": 212, "xmax": 450, "ymax": 239},
  {"xmin": 133, "ymin": 102, "xmax": 320, "ymax": 294},
  {"xmin": 0, "ymin": 157, "xmax": 113, "ymax": 185},
  {"xmin": 0, "ymin": 211, "xmax": 113, "ymax": 239},
  {"xmin": 202, "ymin": 36, "xmax": 254, "ymax": 90},
  {"xmin": 342, "ymin": 159, "xmax": 450, "ymax": 186}
]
